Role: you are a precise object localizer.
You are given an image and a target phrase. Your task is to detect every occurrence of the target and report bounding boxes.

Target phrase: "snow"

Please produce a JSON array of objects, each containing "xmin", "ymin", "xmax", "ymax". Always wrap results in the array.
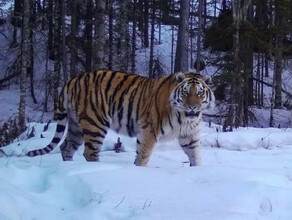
[{"xmin": 1, "ymin": 122, "xmax": 292, "ymax": 220}]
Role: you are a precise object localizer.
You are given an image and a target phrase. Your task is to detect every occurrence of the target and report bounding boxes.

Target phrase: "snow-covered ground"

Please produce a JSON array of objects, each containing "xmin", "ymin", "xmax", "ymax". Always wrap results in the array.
[{"xmin": 1, "ymin": 122, "xmax": 292, "ymax": 220}]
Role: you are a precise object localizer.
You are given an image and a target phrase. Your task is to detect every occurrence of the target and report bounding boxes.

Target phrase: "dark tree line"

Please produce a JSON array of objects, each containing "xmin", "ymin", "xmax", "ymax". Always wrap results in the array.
[{"xmin": 205, "ymin": 0, "xmax": 292, "ymax": 128}]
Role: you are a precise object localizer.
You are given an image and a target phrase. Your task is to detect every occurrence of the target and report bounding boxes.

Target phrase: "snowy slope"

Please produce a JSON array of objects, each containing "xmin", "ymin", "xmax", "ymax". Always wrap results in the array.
[{"xmin": 1, "ymin": 123, "xmax": 292, "ymax": 220}]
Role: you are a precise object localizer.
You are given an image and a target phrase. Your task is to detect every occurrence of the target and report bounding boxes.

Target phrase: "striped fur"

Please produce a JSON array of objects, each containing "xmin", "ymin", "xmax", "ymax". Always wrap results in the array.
[{"xmin": 27, "ymin": 70, "xmax": 215, "ymax": 166}]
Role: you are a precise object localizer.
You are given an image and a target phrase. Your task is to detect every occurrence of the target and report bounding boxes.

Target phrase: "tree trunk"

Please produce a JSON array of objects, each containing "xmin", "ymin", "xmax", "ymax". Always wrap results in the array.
[
  {"xmin": 70, "ymin": 0, "xmax": 78, "ymax": 78},
  {"xmin": 48, "ymin": 0, "xmax": 54, "ymax": 59},
  {"xmin": 196, "ymin": 0, "xmax": 203, "ymax": 71},
  {"xmin": 274, "ymin": 0, "xmax": 283, "ymax": 108},
  {"xmin": 274, "ymin": 44, "xmax": 282, "ymax": 108},
  {"xmin": 29, "ymin": 0, "xmax": 37, "ymax": 104},
  {"xmin": 222, "ymin": 0, "xmax": 227, "ymax": 11},
  {"xmin": 144, "ymin": 0, "xmax": 149, "ymax": 48},
  {"xmin": 174, "ymin": 0, "xmax": 190, "ymax": 72},
  {"xmin": 29, "ymin": 29, "xmax": 37, "ymax": 104},
  {"xmin": 149, "ymin": 0, "xmax": 156, "ymax": 78},
  {"xmin": 118, "ymin": 0, "xmax": 128, "ymax": 72},
  {"xmin": 11, "ymin": 0, "xmax": 22, "ymax": 48},
  {"xmin": 92, "ymin": 0, "xmax": 106, "ymax": 70},
  {"xmin": 12, "ymin": 0, "xmax": 22, "ymax": 27},
  {"xmin": 131, "ymin": 0, "xmax": 137, "ymax": 74},
  {"xmin": 225, "ymin": 0, "xmax": 251, "ymax": 128},
  {"xmin": 84, "ymin": 0, "xmax": 93, "ymax": 72},
  {"xmin": 61, "ymin": 0, "xmax": 68, "ymax": 81},
  {"xmin": 241, "ymin": 4, "xmax": 254, "ymax": 125},
  {"xmin": 171, "ymin": 23, "xmax": 174, "ymax": 73},
  {"xmin": 53, "ymin": 0, "xmax": 61, "ymax": 119},
  {"xmin": 108, "ymin": 0, "xmax": 114, "ymax": 70},
  {"xmin": 19, "ymin": 0, "xmax": 30, "ymax": 131}
]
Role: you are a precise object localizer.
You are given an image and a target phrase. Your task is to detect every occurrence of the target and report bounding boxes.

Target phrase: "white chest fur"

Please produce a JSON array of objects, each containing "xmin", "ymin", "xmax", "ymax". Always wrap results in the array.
[
  {"xmin": 159, "ymin": 113, "xmax": 201, "ymax": 142},
  {"xmin": 180, "ymin": 116, "xmax": 201, "ymax": 137}
]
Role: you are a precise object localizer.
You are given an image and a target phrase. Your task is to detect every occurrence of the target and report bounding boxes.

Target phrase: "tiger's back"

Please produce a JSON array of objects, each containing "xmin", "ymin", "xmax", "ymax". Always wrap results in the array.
[{"xmin": 27, "ymin": 70, "xmax": 215, "ymax": 166}]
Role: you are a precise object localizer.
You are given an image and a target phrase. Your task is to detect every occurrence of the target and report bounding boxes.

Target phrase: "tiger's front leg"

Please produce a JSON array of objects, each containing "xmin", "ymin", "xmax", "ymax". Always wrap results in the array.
[
  {"xmin": 178, "ymin": 135, "xmax": 202, "ymax": 166},
  {"xmin": 134, "ymin": 131, "xmax": 158, "ymax": 166}
]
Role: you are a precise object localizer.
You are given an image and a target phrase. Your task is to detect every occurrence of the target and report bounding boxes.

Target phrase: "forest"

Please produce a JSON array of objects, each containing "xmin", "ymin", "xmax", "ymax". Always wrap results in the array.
[{"xmin": 0, "ymin": 0, "xmax": 292, "ymax": 146}]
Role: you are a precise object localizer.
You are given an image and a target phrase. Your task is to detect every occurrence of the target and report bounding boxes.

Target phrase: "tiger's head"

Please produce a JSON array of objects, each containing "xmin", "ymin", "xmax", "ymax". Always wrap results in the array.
[{"xmin": 169, "ymin": 72, "xmax": 215, "ymax": 117}]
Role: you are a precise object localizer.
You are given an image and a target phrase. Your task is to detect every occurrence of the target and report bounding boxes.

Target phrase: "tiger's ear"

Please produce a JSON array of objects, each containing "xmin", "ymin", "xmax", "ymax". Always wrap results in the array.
[
  {"xmin": 202, "ymin": 75, "xmax": 212, "ymax": 85},
  {"xmin": 175, "ymin": 72, "xmax": 185, "ymax": 82}
]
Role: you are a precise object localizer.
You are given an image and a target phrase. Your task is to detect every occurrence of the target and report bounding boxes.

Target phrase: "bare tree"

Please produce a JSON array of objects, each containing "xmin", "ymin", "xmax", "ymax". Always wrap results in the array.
[
  {"xmin": 117, "ymin": 0, "xmax": 129, "ymax": 72},
  {"xmin": 53, "ymin": 0, "xmax": 61, "ymax": 119},
  {"xmin": 61, "ymin": 0, "xmax": 68, "ymax": 81},
  {"xmin": 92, "ymin": 0, "xmax": 106, "ymax": 70},
  {"xmin": 11, "ymin": 0, "xmax": 22, "ymax": 47},
  {"xmin": 70, "ymin": 0, "xmax": 78, "ymax": 77},
  {"xmin": 196, "ymin": 0, "xmax": 203, "ymax": 71},
  {"xmin": 19, "ymin": 0, "xmax": 30, "ymax": 131},
  {"xmin": 143, "ymin": 0, "xmax": 149, "ymax": 48},
  {"xmin": 225, "ymin": 0, "xmax": 251, "ymax": 128},
  {"xmin": 48, "ymin": 0, "xmax": 54, "ymax": 58},
  {"xmin": 174, "ymin": 0, "xmax": 190, "ymax": 72},
  {"xmin": 274, "ymin": 0, "xmax": 283, "ymax": 108},
  {"xmin": 84, "ymin": 0, "xmax": 94, "ymax": 72},
  {"xmin": 149, "ymin": 0, "xmax": 156, "ymax": 77},
  {"xmin": 108, "ymin": 0, "xmax": 114, "ymax": 69},
  {"xmin": 131, "ymin": 0, "xmax": 137, "ymax": 73}
]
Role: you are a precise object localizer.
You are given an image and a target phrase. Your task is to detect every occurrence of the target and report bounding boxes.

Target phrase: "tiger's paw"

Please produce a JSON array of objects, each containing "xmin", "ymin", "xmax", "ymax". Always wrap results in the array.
[{"xmin": 134, "ymin": 158, "xmax": 148, "ymax": 167}]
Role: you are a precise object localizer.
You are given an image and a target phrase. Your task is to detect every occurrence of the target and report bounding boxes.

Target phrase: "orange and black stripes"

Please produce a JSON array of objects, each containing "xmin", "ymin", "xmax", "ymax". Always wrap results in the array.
[{"xmin": 26, "ymin": 70, "xmax": 215, "ymax": 166}]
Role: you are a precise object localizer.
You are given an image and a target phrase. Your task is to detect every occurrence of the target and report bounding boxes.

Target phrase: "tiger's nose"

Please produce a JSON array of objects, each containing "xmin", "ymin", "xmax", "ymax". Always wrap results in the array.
[{"xmin": 189, "ymin": 105, "xmax": 197, "ymax": 110}]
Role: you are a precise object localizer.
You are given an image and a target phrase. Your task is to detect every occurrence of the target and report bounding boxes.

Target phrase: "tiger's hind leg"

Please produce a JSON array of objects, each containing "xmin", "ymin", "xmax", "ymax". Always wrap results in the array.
[
  {"xmin": 80, "ymin": 120, "xmax": 109, "ymax": 162},
  {"xmin": 60, "ymin": 109, "xmax": 84, "ymax": 161}
]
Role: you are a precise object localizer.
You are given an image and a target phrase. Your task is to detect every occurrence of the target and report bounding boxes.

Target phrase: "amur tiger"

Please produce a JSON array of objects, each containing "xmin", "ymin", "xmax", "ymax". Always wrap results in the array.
[{"xmin": 27, "ymin": 70, "xmax": 215, "ymax": 166}]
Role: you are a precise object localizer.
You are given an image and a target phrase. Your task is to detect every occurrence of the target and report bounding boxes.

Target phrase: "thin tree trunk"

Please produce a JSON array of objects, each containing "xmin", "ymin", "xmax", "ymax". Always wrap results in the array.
[
  {"xmin": 196, "ymin": 0, "xmax": 203, "ymax": 71},
  {"xmin": 53, "ymin": 0, "xmax": 61, "ymax": 119},
  {"xmin": 70, "ymin": 0, "xmax": 78, "ymax": 78},
  {"xmin": 40, "ymin": 0, "xmax": 45, "ymax": 30},
  {"xmin": 144, "ymin": 0, "xmax": 149, "ymax": 48},
  {"xmin": 108, "ymin": 0, "xmax": 113, "ymax": 70},
  {"xmin": 29, "ymin": 0, "xmax": 37, "ymax": 104},
  {"xmin": 261, "ymin": 53, "xmax": 264, "ymax": 106},
  {"xmin": 29, "ymin": 29, "xmax": 37, "ymax": 104},
  {"xmin": 170, "ymin": 0, "xmax": 175, "ymax": 72},
  {"xmin": 274, "ymin": 0, "xmax": 283, "ymax": 108},
  {"xmin": 12, "ymin": 0, "xmax": 22, "ymax": 28},
  {"xmin": 190, "ymin": 0, "xmax": 194, "ymax": 67},
  {"xmin": 48, "ymin": 0, "xmax": 54, "ymax": 59},
  {"xmin": 61, "ymin": 0, "xmax": 68, "ymax": 81},
  {"xmin": 131, "ymin": 0, "xmax": 137, "ymax": 74},
  {"xmin": 203, "ymin": 0, "xmax": 207, "ymax": 27},
  {"xmin": 256, "ymin": 53, "xmax": 260, "ymax": 106},
  {"xmin": 92, "ymin": 0, "xmax": 106, "ymax": 70},
  {"xmin": 264, "ymin": 52, "xmax": 269, "ymax": 77},
  {"xmin": 241, "ymin": 4, "xmax": 254, "ymax": 125},
  {"xmin": 44, "ymin": 49, "xmax": 49, "ymax": 113},
  {"xmin": 149, "ymin": 0, "xmax": 155, "ymax": 78},
  {"xmin": 171, "ymin": 23, "xmax": 174, "ymax": 73},
  {"xmin": 274, "ymin": 45, "xmax": 282, "ymax": 108},
  {"xmin": 269, "ymin": 76, "xmax": 275, "ymax": 127},
  {"xmin": 118, "ymin": 0, "xmax": 128, "ymax": 72},
  {"xmin": 84, "ymin": 0, "xmax": 93, "ymax": 72},
  {"xmin": 19, "ymin": 0, "xmax": 30, "ymax": 131},
  {"xmin": 174, "ymin": 0, "xmax": 190, "ymax": 72}
]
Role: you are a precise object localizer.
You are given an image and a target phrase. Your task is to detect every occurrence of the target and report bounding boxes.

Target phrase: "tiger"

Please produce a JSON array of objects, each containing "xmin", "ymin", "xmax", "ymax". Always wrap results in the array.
[{"xmin": 27, "ymin": 70, "xmax": 215, "ymax": 166}]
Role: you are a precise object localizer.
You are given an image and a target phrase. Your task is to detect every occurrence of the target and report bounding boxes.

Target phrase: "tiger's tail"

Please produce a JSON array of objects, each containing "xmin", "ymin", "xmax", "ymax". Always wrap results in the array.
[{"xmin": 27, "ymin": 86, "xmax": 68, "ymax": 157}]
